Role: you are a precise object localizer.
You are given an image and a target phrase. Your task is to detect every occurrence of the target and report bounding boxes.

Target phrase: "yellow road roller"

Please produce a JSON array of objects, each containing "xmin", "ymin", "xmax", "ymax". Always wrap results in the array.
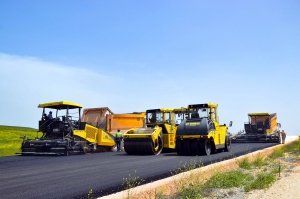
[
  {"xmin": 176, "ymin": 103, "xmax": 232, "ymax": 156},
  {"xmin": 123, "ymin": 108, "xmax": 186, "ymax": 155}
]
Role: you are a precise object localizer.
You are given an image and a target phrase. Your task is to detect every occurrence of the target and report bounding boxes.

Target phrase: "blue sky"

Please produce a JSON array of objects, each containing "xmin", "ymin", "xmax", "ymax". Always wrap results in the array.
[{"xmin": 0, "ymin": 1, "xmax": 299, "ymax": 135}]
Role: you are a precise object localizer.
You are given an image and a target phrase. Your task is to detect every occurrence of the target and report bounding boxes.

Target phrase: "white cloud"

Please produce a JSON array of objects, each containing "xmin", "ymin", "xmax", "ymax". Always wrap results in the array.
[{"xmin": 0, "ymin": 53, "xmax": 118, "ymax": 128}]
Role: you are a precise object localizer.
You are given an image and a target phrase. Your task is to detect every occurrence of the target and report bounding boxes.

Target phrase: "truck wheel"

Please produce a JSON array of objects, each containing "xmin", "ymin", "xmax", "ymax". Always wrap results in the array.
[
  {"xmin": 200, "ymin": 139, "xmax": 211, "ymax": 155},
  {"xmin": 224, "ymin": 136, "xmax": 231, "ymax": 152}
]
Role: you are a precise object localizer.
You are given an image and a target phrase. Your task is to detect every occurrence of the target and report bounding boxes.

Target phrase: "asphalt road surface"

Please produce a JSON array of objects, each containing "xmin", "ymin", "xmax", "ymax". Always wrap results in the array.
[{"xmin": 0, "ymin": 142, "xmax": 278, "ymax": 199}]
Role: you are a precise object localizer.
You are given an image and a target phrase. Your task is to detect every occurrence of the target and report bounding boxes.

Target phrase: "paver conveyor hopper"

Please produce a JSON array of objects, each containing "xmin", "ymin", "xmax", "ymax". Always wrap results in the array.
[
  {"xmin": 123, "ymin": 108, "xmax": 186, "ymax": 155},
  {"xmin": 231, "ymin": 112, "xmax": 282, "ymax": 143},
  {"xmin": 176, "ymin": 103, "xmax": 232, "ymax": 156}
]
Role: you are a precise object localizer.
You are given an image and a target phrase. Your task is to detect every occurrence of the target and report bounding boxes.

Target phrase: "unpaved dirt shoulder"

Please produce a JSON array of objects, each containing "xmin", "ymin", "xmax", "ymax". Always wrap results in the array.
[{"xmin": 246, "ymin": 161, "xmax": 300, "ymax": 199}]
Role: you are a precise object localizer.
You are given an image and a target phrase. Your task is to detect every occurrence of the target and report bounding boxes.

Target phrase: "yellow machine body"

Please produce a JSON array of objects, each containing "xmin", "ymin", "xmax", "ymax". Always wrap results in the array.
[
  {"xmin": 73, "ymin": 124, "xmax": 116, "ymax": 147},
  {"xmin": 176, "ymin": 103, "xmax": 232, "ymax": 156},
  {"xmin": 123, "ymin": 108, "xmax": 186, "ymax": 155},
  {"xmin": 247, "ymin": 112, "xmax": 279, "ymax": 135},
  {"xmin": 231, "ymin": 112, "xmax": 282, "ymax": 143}
]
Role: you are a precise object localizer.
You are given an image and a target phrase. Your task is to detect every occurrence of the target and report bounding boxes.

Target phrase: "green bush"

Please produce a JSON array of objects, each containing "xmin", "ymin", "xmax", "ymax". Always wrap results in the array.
[
  {"xmin": 177, "ymin": 183, "xmax": 203, "ymax": 199},
  {"xmin": 245, "ymin": 172, "xmax": 276, "ymax": 192},
  {"xmin": 238, "ymin": 157, "xmax": 252, "ymax": 170},
  {"xmin": 252, "ymin": 155, "xmax": 267, "ymax": 167},
  {"xmin": 122, "ymin": 170, "xmax": 145, "ymax": 190},
  {"xmin": 291, "ymin": 140, "xmax": 300, "ymax": 155},
  {"xmin": 269, "ymin": 148, "xmax": 285, "ymax": 160},
  {"xmin": 204, "ymin": 170, "xmax": 254, "ymax": 189}
]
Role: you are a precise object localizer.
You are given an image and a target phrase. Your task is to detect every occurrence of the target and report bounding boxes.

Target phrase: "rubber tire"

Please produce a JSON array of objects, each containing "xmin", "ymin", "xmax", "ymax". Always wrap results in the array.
[
  {"xmin": 211, "ymin": 141, "xmax": 218, "ymax": 154},
  {"xmin": 224, "ymin": 136, "xmax": 231, "ymax": 152},
  {"xmin": 200, "ymin": 139, "xmax": 211, "ymax": 155},
  {"xmin": 191, "ymin": 140, "xmax": 200, "ymax": 155},
  {"xmin": 182, "ymin": 140, "xmax": 191, "ymax": 155},
  {"xmin": 176, "ymin": 140, "xmax": 184, "ymax": 155}
]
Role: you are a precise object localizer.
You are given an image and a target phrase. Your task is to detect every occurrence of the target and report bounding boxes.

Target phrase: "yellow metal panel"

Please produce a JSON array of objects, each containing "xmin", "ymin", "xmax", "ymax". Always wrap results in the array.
[
  {"xmin": 270, "ymin": 115, "xmax": 277, "ymax": 131},
  {"xmin": 163, "ymin": 134, "xmax": 175, "ymax": 149},
  {"xmin": 97, "ymin": 129, "xmax": 115, "ymax": 147},
  {"xmin": 215, "ymin": 124, "xmax": 227, "ymax": 145},
  {"xmin": 73, "ymin": 130, "xmax": 86, "ymax": 139},
  {"xmin": 38, "ymin": 101, "xmax": 83, "ymax": 108},
  {"xmin": 181, "ymin": 135, "xmax": 201, "ymax": 139},
  {"xmin": 248, "ymin": 112, "xmax": 270, "ymax": 116},
  {"xmin": 85, "ymin": 124, "xmax": 98, "ymax": 141},
  {"xmin": 106, "ymin": 113, "xmax": 145, "ymax": 133},
  {"xmin": 207, "ymin": 103, "xmax": 218, "ymax": 108},
  {"xmin": 125, "ymin": 134, "xmax": 152, "ymax": 138},
  {"xmin": 73, "ymin": 130, "xmax": 97, "ymax": 143}
]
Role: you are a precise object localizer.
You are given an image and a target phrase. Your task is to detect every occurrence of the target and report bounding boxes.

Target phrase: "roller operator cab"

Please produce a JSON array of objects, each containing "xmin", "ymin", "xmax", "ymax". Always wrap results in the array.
[
  {"xmin": 123, "ymin": 108, "xmax": 186, "ymax": 155},
  {"xmin": 176, "ymin": 103, "xmax": 232, "ymax": 156}
]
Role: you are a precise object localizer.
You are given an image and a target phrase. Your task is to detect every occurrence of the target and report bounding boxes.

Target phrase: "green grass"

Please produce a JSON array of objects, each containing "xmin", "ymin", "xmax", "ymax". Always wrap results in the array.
[
  {"xmin": 204, "ymin": 170, "xmax": 254, "ymax": 189},
  {"xmin": 245, "ymin": 172, "xmax": 276, "ymax": 192},
  {"xmin": 0, "ymin": 125, "xmax": 38, "ymax": 157},
  {"xmin": 238, "ymin": 157, "xmax": 252, "ymax": 170},
  {"xmin": 269, "ymin": 148, "xmax": 285, "ymax": 160},
  {"xmin": 287, "ymin": 140, "xmax": 300, "ymax": 155},
  {"xmin": 252, "ymin": 154, "xmax": 267, "ymax": 167},
  {"xmin": 177, "ymin": 183, "xmax": 203, "ymax": 199}
]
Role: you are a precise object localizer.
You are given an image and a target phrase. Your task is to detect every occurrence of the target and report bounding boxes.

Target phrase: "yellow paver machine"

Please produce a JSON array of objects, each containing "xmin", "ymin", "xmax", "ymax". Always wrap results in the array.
[
  {"xmin": 123, "ymin": 108, "xmax": 186, "ymax": 155},
  {"xmin": 231, "ymin": 112, "xmax": 282, "ymax": 143},
  {"xmin": 17, "ymin": 101, "xmax": 145, "ymax": 155}
]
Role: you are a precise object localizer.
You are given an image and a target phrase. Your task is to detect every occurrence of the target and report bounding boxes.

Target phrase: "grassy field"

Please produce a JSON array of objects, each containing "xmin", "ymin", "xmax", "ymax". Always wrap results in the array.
[{"xmin": 0, "ymin": 125, "xmax": 39, "ymax": 157}]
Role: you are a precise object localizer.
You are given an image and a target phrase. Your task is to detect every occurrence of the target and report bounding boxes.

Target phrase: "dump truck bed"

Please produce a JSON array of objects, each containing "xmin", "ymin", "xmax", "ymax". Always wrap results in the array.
[{"xmin": 81, "ymin": 107, "xmax": 145, "ymax": 135}]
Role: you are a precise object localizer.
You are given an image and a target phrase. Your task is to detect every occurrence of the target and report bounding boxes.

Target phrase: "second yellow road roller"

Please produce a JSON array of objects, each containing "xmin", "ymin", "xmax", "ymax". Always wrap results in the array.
[
  {"xmin": 123, "ymin": 108, "xmax": 186, "ymax": 155},
  {"xmin": 176, "ymin": 103, "xmax": 232, "ymax": 156}
]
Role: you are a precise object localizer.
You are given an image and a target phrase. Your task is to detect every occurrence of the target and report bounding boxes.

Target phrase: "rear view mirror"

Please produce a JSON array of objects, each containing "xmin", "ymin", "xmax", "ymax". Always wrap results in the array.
[{"xmin": 229, "ymin": 121, "xmax": 233, "ymax": 127}]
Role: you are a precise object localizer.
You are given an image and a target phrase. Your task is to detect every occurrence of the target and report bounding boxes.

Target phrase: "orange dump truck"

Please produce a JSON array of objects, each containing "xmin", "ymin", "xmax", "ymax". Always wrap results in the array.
[{"xmin": 82, "ymin": 107, "xmax": 145, "ymax": 135}]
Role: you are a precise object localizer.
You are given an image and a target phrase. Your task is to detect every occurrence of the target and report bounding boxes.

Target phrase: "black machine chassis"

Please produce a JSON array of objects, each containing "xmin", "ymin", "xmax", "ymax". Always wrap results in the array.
[{"xmin": 18, "ymin": 135, "xmax": 87, "ymax": 156}]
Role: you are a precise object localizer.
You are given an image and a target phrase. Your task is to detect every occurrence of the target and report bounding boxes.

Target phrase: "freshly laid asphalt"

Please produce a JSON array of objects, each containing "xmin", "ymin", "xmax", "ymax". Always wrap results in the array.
[{"xmin": 0, "ymin": 142, "xmax": 278, "ymax": 199}]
